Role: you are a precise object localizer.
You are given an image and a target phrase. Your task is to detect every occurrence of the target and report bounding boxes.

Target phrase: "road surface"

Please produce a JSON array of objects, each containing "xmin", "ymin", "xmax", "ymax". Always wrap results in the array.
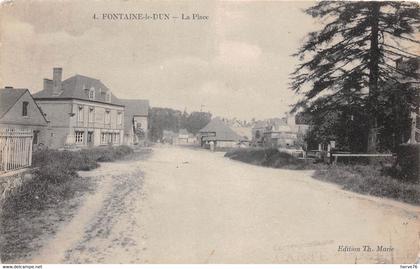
[{"xmin": 31, "ymin": 146, "xmax": 419, "ymax": 263}]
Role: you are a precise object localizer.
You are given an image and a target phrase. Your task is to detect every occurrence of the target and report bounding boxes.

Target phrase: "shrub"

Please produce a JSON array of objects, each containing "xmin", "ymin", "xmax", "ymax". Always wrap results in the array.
[
  {"xmin": 32, "ymin": 145, "xmax": 133, "ymax": 172},
  {"xmin": 225, "ymin": 148, "xmax": 420, "ymax": 205},
  {"xmin": 225, "ymin": 148, "xmax": 313, "ymax": 170},
  {"xmin": 314, "ymin": 164, "xmax": 420, "ymax": 205},
  {"xmin": 32, "ymin": 149, "xmax": 98, "ymax": 171},
  {"xmin": 81, "ymin": 145, "xmax": 134, "ymax": 163}
]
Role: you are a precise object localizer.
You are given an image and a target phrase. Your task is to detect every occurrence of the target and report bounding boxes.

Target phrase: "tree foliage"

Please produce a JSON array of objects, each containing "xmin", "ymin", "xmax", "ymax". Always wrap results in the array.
[
  {"xmin": 149, "ymin": 108, "xmax": 211, "ymax": 141},
  {"xmin": 291, "ymin": 1, "xmax": 419, "ymax": 152}
]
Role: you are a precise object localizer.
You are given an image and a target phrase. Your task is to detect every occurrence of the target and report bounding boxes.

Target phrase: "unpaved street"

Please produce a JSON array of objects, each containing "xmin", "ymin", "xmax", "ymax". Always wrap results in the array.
[{"xmin": 31, "ymin": 146, "xmax": 419, "ymax": 263}]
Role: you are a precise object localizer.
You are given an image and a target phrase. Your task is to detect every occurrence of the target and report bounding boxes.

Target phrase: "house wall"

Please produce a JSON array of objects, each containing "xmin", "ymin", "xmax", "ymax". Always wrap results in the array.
[
  {"xmin": 0, "ymin": 91, "xmax": 47, "ymax": 128},
  {"xmin": 0, "ymin": 91, "xmax": 48, "ymax": 147},
  {"xmin": 133, "ymin": 116, "xmax": 148, "ymax": 131},
  {"xmin": 216, "ymin": 141, "xmax": 237, "ymax": 148},
  {"xmin": 36, "ymin": 99, "xmax": 124, "ymax": 148},
  {"xmin": 252, "ymin": 127, "xmax": 266, "ymax": 143},
  {"xmin": 134, "ymin": 115, "xmax": 148, "ymax": 140},
  {"xmin": 263, "ymin": 132, "xmax": 297, "ymax": 148}
]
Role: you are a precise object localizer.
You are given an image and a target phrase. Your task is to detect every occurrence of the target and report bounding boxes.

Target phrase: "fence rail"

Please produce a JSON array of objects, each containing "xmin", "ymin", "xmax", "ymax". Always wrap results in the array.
[
  {"xmin": 0, "ymin": 129, "xmax": 33, "ymax": 173},
  {"xmin": 331, "ymin": 153, "xmax": 395, "ymax": 165}
]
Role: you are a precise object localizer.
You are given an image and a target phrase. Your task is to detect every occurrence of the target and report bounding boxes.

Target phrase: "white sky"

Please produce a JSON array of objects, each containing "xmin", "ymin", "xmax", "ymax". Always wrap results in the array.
[{"xmin": 0, "ymin": 0, "xmax": 319, "ymax": 120}]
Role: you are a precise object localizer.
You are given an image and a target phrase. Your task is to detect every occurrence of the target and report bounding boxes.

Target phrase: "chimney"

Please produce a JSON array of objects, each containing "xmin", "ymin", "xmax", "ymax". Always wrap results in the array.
[
  {"xmin": 43, "ymin": 78, "xmax": 53, "ymax": 91},
  {"xmin": 52, "ymin": 67, "xmax": 62, "ymax": 94}
]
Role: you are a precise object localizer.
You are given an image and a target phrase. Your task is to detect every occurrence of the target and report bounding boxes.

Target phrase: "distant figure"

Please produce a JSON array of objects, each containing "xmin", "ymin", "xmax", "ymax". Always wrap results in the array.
[{"xmin": 209, "ymin": 141, "xmax": 215, "ymax": 152}]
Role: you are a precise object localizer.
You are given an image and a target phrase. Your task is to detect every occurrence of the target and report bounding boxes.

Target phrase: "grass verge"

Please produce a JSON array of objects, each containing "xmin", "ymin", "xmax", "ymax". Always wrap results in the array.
[
  {"xmin": 0, "ymin": 145, "xmax": 137, "ymax": 262},
  {"xmin": 225, "ymin": 148, "xmax": 420, "ymax": 205}
]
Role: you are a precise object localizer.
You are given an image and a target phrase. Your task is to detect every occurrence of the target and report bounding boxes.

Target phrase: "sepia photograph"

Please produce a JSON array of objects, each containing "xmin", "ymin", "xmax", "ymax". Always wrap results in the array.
[{"xmin": 0, "ymin": 0, "xmax": 419, "ymax": 266}]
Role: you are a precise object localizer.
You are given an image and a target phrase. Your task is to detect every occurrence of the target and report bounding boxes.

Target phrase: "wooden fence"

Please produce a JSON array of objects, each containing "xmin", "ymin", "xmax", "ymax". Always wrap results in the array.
[
  {"xmin": 331, "ymin": 153, "xmax": 395, "ymax": 165},
  {"xmin": 0, "ymin": 129, "xmax": 33, "ymax": 173}
]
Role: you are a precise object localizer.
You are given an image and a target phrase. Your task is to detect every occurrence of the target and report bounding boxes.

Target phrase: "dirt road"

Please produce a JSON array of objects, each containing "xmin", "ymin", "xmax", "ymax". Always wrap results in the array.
[{"xmin": 31, "ymin": 146, "xmax": 419, "ymax": 263}]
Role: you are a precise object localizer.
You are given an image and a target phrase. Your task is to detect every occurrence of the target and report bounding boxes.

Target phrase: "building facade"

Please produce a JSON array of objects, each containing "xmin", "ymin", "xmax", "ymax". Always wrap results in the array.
[
  {"xmin": 199, "ymin": 118, "xmax": 244, "ymax": 149},
  {"xmin": 0, "ymin": 87, "xmax": 48, "ymax": 146},
  {"xmin": 33, "ymin": 68, "xmax": 124, "ymax": 148},
  {"xmin": 120, "ymin": 99, "xmax": 149, "ymax": 145},
  {"xmin": 252, "ymin": 113, "xmax": 309, "ymax": 149}
]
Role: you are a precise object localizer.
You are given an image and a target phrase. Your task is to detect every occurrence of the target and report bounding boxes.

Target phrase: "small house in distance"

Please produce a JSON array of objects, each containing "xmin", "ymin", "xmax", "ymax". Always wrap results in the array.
[
  {"xmin": 174, "ymin": 129, "xmax": 196, "ymax": 145},
  {"xmin": 162, "ymin": 130, "xmax": 177, "ymax": 144},
  {"xmin": 198, "ymin": 117, "xmax": 244, "ymax": 149},
  {"xmin": 119, "ymin": 99, "xmax": 149, "ymax": 145},
  {"xmin": 252, "ymin": 113, "xmax": 309, "ymax": 149}
]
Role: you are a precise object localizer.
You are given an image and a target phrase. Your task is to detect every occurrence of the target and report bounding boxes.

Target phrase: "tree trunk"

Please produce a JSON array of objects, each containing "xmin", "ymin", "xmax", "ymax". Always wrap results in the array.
[{"xmin": 367, "ymin": 2, "xmax": 381, "ymax": 153}]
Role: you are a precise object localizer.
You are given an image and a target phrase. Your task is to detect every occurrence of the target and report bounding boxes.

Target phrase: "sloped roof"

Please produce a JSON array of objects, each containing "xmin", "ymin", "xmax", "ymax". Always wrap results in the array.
[
  {"xmin": 33, "ymin": 74, "xmax": 123, "ymax": 106},
  {"xmin": 231, "ymin": 127, "xmax": 252, "ymax": 140},
  {"xmin": 273, "ymin": 125, "xmax": 292, "ymax": 132},
  {"xmin": 0, "ymin": 88, "xmax": 48, "ymax": 123},
  {"xmin": 179, "ymin": 128, "xmax": 189, "ymax": 135},
  {"xmin": 119, "ymin": 99, "xmax": 149, "ymax": 133},
  {"xmin": 0, "ymin": 88, "xmax": 27, "ymax": 119},
  {"xmin": 199, "ymin": 117, "xmax": 243, "ymax": 141},
  {"xmin": 253, "ymin": 120, "xmax": 268, "ymax": 129}
]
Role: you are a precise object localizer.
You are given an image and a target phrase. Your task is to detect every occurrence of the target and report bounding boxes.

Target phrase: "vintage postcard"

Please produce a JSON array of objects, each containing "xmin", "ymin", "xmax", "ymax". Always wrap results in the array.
[{"xmin": 0, "ymin": 0, "xmax": 419, "ymax": 266}]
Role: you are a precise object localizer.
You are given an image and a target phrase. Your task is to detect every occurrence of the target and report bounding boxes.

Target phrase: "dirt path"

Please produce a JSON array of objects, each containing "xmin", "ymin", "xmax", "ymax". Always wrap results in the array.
[{"xmin": 31, "ymin": 146, "xmax": 419, "ymax": 263}]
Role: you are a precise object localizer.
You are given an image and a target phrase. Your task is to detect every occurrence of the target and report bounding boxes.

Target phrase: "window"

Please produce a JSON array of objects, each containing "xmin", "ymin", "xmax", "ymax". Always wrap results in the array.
[
  {"xmin": 78, "ymin": 106, "xmax": 84, "ymax": 122},
  {"xmin": 87, "ymin": 131, "xmax": 94, "ymax": 144},
  {"xmin": 89, "ymin": 88, "xmax": 95, "ymax": 100},
  {"xmin": 101, "ymin": 132, "xmax": 107, "ymax": 144},
  {"xmin": 75, "ymin": 131, "xmax": 84, "ymax": 144},
  {"xmin": 106, "ymin": 92, "xmax": 111, "ymax": 103},
  {"xmin": 113, "ymin": 133, "xmax": 120, "ymax": 144},
  {"xmin": 101, "ymin": 132, "xmax": 112, "ymax": 144},
  {"xmin": 88, "ymin": 107, "xmax": 95, "ymax": 123},
  {"xmin": 105, "ymin": 110, "xmax": 111, "ymax": 124},
  {"xmin": 117, "ymin": 112, "xmax": 122, "ymax": 125},
  {"xmin": 22, "ymin": 101, "xmax": 29, "ymax": 116}
]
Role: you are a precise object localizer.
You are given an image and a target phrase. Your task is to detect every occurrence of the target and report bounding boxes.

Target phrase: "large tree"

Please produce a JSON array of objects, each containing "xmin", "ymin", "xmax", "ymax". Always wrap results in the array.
[{"xmin": 291, "ymin": 1, "xmax": 419, "ymax": 152}]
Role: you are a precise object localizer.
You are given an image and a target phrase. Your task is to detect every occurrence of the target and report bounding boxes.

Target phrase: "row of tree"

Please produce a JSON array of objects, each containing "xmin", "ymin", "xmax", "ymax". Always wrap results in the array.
[
  {"xmin": 149, "ymin": 108, "xmax": 212, "ymax": 141},
  {"xmin": 291, "ymin": 1, "xmax": 419, "ymax": 152}
]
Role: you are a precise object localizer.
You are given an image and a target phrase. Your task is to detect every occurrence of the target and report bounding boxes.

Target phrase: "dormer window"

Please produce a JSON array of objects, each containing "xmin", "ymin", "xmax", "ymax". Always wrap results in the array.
[
  {"xmin": 89, "ymin": 88, "xmax": 95, "ymax": 100},
  {"xmin": 106, "ymin": 92, "xmax": 111, "ymax": 103}
]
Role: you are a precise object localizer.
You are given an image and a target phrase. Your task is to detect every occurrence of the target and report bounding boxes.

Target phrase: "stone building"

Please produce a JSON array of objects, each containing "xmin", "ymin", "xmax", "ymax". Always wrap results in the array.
[{"xmin": 33, "ymin": 68, "xmax": 124, "ymax": 148}]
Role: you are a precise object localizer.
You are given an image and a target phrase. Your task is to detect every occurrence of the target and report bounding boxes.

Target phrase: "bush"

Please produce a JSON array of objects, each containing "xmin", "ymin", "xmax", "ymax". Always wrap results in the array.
[
  {"xmin": 32, "ymin": 145, "xmax": 134, "ymax": 171},
  {"xmin": 225, "ymin": 148, "xmax": 313, "ymax": 170},
  {"xmin": 81, "ymin": 145, "xmax": 134, "ymax": 163},
  {"xmin": 397, "ymin": 144, "xmax": 420, "ymax": 183},
  {"xmin": 32, "ymin": 149, "xmax": 98, "ymax": 171},
  {"xmin": 225, "ymin": 148, "xmax": 420, "ymax": 205},
  {"xmin": 314, "ymin": 164, "xmax": 420, "ymax": 205},
  {"xmin": 10, "ymin": 145, "xmax": 135, "ymax": 211}
]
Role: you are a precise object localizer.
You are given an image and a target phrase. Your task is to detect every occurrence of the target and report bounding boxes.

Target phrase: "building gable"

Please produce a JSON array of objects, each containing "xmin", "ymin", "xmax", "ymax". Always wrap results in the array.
[{"xmin": 0, "ymin": 90, "xmax": 48, "ymax": 126}]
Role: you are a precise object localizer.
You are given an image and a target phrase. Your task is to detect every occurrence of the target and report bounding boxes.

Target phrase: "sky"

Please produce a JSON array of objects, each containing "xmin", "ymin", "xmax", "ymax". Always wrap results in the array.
[{"xmin": 0, "ymin": 0, "xmax": 320, "ymax": 120}]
